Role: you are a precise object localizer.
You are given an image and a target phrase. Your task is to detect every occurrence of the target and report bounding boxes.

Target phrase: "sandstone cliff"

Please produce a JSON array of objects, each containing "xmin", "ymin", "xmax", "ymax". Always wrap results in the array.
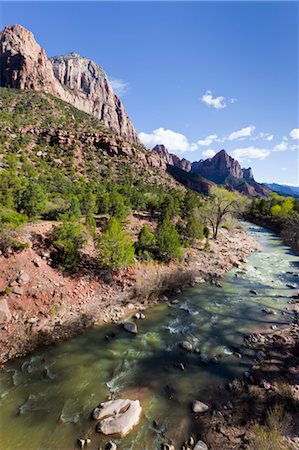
[
  {"xmin": 153, "ymin": 144, "xmax": 192, "ymax": 172},
  {"xmin": 0, "ymin": 24, "xmax": 138, "ymax": 143}
]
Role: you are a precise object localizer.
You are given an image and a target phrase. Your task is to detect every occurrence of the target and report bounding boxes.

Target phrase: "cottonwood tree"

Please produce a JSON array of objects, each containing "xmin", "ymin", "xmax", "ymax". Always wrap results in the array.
[{"xmin": 201, "ymin": 186, "xmax": 246, "ymax": 239}]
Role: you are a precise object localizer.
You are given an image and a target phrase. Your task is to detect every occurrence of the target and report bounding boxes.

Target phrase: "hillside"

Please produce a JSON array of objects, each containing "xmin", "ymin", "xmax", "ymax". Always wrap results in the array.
[{"xmin": 0, "ymin": 87, "xmax": 175, "ymax": 192}]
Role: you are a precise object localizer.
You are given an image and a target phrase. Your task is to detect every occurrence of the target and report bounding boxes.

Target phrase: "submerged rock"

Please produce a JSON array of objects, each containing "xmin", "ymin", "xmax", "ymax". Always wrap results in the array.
[
  {"xmin": 179, "ymin": 341, "xmax": 193, "ymax": 352},
  {"xmin": 122, "ymin": 322, "xmax": 138, "ymax": 334},
  {"xmin": 94, "ymin": 399, "xmax": 142, "ymax": 437},
  {"xmin": 192, "ymin": 400, "xmax": 209, "ymax": 413}
]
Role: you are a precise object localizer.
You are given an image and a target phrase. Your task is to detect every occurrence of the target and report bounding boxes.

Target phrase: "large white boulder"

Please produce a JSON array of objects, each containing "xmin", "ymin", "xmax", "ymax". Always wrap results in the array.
[{"xmin": 93, "ymin": 399, "xmax": 142, "ymax": 438}]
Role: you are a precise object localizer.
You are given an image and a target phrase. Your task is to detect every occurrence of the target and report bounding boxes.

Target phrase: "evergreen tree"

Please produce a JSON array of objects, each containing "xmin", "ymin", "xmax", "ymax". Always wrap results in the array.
[
  {"xmin": 155, "ymin": 217, "xmax": 182, "ymax": 261},
  {"xmin": 97, "ymin": 218, "xmax": 135, "ymax": 271}
]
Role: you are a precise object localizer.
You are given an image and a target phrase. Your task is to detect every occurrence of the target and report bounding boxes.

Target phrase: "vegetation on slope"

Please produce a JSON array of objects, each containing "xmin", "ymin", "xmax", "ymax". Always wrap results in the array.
[
  {"xmin": 0, "ymin": 88, "xmax": 250, "ymax": 271},
  {"xmin": 248, "ymin": 192, "xmax": 299, "ymax": 251}
]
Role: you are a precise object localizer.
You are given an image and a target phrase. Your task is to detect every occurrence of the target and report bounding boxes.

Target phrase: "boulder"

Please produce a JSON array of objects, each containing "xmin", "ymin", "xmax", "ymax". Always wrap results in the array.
[
  {"xmin": 122, "ymin": 322, "xmax": 138, "ymax": 334},
  {"xmin": 94, "ymin": 399, "xmax": 142, "ymax": 438},
  {"xmin": 171, "ymin": 299, "xmax": 180, "ymax": 305},
  {"xmin": 192, "ymin": 400, "xmax": 209, "ymax": 413},
  {"xmin": 249, "ymin": 289, "xmax": 257, "ymax": 295},
  {"xmin": 0, "ymin": 299, "xmax": 11, "ymax": 324},
  {"xmin": 286, "ymin": 283, "xmax": 297, "ymax": 289},
  {"xmin": 194, "ymin": 440, "xmax": 208, "ymax": 450},
  {"xmin": 12, "ymin": 286, "xmax": 23, "ymax": 295},
  {"xmin": 262, "ymin": 308, "xmax": 276, "ymax": 315},
  {"xmin": 179, "ymin": 341, "xmax": 193, "ymax": 352},
  {"xmin": 17, "ymin": 271, "xmax": 30, "ymax": 285}
]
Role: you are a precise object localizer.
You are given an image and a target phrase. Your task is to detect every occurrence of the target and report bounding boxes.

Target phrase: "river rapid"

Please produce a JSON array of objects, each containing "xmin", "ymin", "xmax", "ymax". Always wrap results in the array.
[{"xmin": 0, "ymin": 223, "xmax": 298, "ymax": 449}]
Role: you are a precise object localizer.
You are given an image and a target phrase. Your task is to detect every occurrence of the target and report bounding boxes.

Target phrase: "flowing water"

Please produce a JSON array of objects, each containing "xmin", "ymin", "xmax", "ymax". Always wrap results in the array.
[{"xmin": 0, "ymin": 224, "xmax": 298, "ymax": 449}]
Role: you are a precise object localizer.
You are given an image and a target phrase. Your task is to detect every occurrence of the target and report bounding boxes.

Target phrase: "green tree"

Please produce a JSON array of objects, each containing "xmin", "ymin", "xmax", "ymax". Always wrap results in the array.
[
  {"xmin": 135, "ymin": 225, "xmax": 155, "ymax": 259},
  {"xmin": 184, "ymin": 211, "xmax": 204, "ymax": 245},
  {"xmin": 52, "ymin": 223, "xmax": 86, "ymax": 270},
  {"xmin": 19, "ymin": 181, "xmax": 47, "ymax": 217},
  {"xmin": 60, "ymin": 195, "xmax": 81, "ymax": 221},
  {"xmin": 97, "ymin": 218, "xmax": 135, "ymax": 271},
  {"xmin": 200, "ymin": 187, "xmax": 245, "ymax": 239},
  {"xmin": 156, "ymin": 217, "xmax": 182, "ymax": 261},
  {"xmin": 109, "ymin": 190, "xmax": 130, "ymax": 219}
]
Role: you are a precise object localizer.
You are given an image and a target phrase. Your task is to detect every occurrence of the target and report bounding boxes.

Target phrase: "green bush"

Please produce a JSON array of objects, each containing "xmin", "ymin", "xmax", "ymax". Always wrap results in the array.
[
  {"xmin": 0, "ymin": 210, "xmax": 28, "ymax": 226},
  {"xmin": 19, "ymin": 181, "xmax": 47, "ymax": 218},
  {"xmin": 155, "ymin": 217, "xmax": 182, "ymax": 261},
  {"xmin": 135, "ymin": 225, "xmax": 155, "ymax": 259},
  {"xmin": 97, "ymin": 218, "xmax": 135, "ymax": 271},
  {"xmin": 52, "ymin": 222, "xmax": 86, "ymax": 270}
]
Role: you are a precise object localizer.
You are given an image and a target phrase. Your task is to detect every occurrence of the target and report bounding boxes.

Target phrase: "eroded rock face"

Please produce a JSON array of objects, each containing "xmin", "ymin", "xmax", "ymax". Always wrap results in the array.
[
  {"xmin": 191, "ymin": 149, "xmax": 244, "ymax": 182},
  {"xmin": 153, "ymin": 145, "xmax": 191, "ymax": 172},
  {"xmin": 93, "ymin": 399, "xmax": 142, "ymax": 437},
  {"xmin": 50, "ymin": 53, "xmax": 137, "ymax": 143},
  {"xmin": 0, "ymin": 25, "xmax": 138, "ymax": 143}
]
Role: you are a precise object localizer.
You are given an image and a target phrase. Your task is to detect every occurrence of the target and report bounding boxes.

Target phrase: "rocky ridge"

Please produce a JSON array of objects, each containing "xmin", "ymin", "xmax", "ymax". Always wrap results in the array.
[
  {"xmin": 0, "ymin": 24, "xmax": 138, "ymax": 142},
  {"xmin": 153, "ymin": 145, "xmax": 270, "ymax": 197}
]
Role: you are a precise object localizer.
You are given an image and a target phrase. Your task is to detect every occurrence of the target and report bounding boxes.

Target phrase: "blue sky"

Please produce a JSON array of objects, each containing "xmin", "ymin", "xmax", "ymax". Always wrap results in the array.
[{"xmin": 1, "ymin": 1, "xmax": 298, "ymax": 184}]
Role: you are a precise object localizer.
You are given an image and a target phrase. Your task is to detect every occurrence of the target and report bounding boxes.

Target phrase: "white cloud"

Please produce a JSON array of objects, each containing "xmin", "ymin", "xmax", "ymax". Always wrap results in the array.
[
  {"xmin": 273, "ymin": 140, "xmax": 288, "ymax": 152},
  {"xmin": 228, "ymin": 125, "xmax": 256, "ymax": 141},
  {"xmin": 232, "ymin": 147, "xmax": 271, "ymax": 162},
  {"xmin": 197, "ymin": 134, "xmax": 218, "ymax": 146},
  {"xmin": 110, "ymin": 79, "xmax": 129, "ymax": 96},
  {"xmin": 290, "ymin": 128, "xmax": 299, "ymax": 140},
  {"xmin": 202, "ymin": 149, "xmax": 216, "ymax": 158},
  {"xmin": 258, "ymin": 132, "xmax": 273, "ymax": 141},
  {"xmin": 282, "ymin": 168, "xmax": 287, "ymax": 171},
  {"xmin": 138, "ymin": 128, "xmax": 197, "ymax": 153},
  {"xmin": 201, "ymin": 90, "xmax": 227, "ymax": 109}
]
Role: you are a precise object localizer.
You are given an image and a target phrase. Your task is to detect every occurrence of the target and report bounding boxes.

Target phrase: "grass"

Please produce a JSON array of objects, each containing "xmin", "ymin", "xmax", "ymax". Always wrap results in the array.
[{"xmin": 250, "ymin": 404, "xmax": 292, "ymax": 450}]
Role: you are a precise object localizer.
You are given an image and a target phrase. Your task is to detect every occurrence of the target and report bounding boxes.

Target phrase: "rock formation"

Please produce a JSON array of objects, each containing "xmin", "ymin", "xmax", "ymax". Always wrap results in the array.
[
  {"xmin": 93, "ymin": 399, "xmax": 142, "ymax": 437},
  {"xmin": 0, "ymin": 24, "xmax": 138, "ymax": 142},
  {"xmin": 153, "ymin": 145, "xmax": 269, "ymax": 197},
  {"xmin": 152, "ymin": 144, "xmax": 191, "ymax": 172},
  {"xmin": 191, "ymin": 149, "xmax": 244, "ymax": 183}
]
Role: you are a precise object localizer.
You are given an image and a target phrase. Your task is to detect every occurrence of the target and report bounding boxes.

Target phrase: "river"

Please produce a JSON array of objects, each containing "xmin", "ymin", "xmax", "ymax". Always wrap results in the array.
[{"xmin": 0, "ymin": 223, "xmax": 298, "ymax": 449}]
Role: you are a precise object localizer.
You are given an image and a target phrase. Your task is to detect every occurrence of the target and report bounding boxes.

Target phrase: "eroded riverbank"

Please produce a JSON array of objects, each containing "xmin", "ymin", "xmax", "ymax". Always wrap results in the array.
[
  {"xmin": 0, "ymin": 222, "xmax": 259, "ymax": 364},
  {"xmin": 0, "ymin": 224, "xmax": 298, "ymax": 449}
]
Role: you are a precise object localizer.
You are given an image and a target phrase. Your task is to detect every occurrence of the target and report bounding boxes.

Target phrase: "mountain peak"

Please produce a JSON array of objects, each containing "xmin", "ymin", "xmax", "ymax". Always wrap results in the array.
[{"xmin": 0, "ymin": 24, "xmax": 138, "ymax": 143}]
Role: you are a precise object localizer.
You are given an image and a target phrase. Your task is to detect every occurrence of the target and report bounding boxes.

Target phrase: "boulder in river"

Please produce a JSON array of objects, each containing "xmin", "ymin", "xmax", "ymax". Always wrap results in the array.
[
  {"xmin": 262, "ymin": 308, "xmax": 276, "ymax": 315},
  {"xmin": 94, "ymin": 399, "xmax": 142, "ymax": 437},
  {"xmin": 194, "ymin": 440, "xmax": 208, "ymax": 450},
  {"xmin": 179, "ymin": 341, "xmax": 193, "ymax": 352},
  {"xmin": 192, "ymin": 400, "xmax": 209, "ymax": 413},
  {"xmin": 287, "ymin": 283, "xmax": 297, "ymax": 289},
  {"xmin": 122, "ymin": 322, "xmax": 138, "ymax": 334},
  {"xmin": 249, "ymin": 289, "xmax": 257, "ymax": 295}
]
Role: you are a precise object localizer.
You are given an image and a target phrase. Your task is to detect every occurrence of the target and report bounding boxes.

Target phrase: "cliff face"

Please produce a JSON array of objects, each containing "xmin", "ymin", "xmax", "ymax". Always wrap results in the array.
[
  {"xmin": 0, "ymin": 25, "xmax": 138, "ymax": 143},
  {"xmin": 152, "ymin": 144, "xmax": 192, "ymax": 172},
  {"xmin": 191, "ymin": 149, "xmax": 244, "ymax": 183}
]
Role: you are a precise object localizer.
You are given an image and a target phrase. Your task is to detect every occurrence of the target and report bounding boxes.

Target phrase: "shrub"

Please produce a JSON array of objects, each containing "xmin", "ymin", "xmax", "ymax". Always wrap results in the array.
[
  {"xmin": 0, "ymin": 210, "xmax": 28, "ymax": 227},
  {"xmin": 52, "ymin": 222, "xmax": 86, "ymax": 270},
  {"xmin": 250, "ymin": 404, "xmax": 291, "ymax": 450},
  {"xmin": 155, "ymin": 217, "xmax": 182, "ymax": 261},
  {"xmin": 59, "ymin": 195, "xmax": 81, "ymax": 221},
  {"xmin": 19, "ymin": 181, "xmax": 47, "ymax": 217},
  {"xmin": 135, "ymin": 225, "xmax": 155, "ymax": 260},
  {"xmin": 97, "ymin": 218, "xmax": 135, "ymax": 271}
]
